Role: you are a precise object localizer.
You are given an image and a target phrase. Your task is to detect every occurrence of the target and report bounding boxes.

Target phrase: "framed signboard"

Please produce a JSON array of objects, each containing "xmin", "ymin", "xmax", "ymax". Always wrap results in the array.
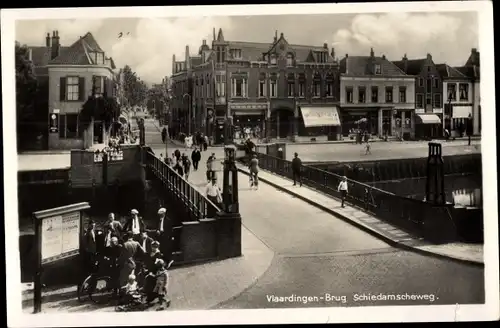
[
  {"xmin": 33, "ymin": 202, "xmax": 90, "ymax": 313},
  {"xmin": 49, "ymin": 113, "xmax": 59, "ymax": 133}
]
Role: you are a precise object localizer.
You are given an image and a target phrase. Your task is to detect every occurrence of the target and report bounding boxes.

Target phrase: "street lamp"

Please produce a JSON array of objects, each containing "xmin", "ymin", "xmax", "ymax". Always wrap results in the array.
[{"xmin": 183, "ymin": 93, "xmax": 192, "ymax": 135}]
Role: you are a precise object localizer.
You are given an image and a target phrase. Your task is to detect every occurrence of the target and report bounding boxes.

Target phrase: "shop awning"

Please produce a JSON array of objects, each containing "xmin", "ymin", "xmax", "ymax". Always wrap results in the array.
[
  {"xmin": 300, "ymin": 106, "xmax": 341, "ymax": 127},
  {"xmin": 415, "ymin": 113, "xmax": 441, "ymax": 124}
]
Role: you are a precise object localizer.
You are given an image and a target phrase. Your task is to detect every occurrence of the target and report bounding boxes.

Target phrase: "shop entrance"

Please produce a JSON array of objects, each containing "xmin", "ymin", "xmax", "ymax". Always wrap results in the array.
[
  {"xmin": 270, "ymin": 108, "xmax": 294, "ymax": 139},
  {"xmin": 233, "ymin": 113, "xmax": 265, "ymax": 140}
]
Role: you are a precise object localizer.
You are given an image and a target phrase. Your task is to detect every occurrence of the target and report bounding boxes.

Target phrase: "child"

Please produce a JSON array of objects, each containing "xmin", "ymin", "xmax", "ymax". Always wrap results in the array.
[
  {"xmin": 146, "ymin": 259, "xmax": 172, "ymax": 311},
  {"xmin": 365, "ymin": 141, "xmax": 371, "ymax": 155},
  {"xmin": 120, "ymin": 274, "xmax": 140, "ymax": 305}
]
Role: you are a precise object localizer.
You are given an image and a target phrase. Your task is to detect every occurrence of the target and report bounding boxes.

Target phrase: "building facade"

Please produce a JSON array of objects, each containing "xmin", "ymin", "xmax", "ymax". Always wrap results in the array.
[
  {"xmin": 435, "ymin": 64, "xmax": 474, "ymax": 137},
  {"xmin": 455, "ymin": 48, "xmax": 481, "ymax": 135},
  {"xmin": 28, "ymin": 31, "xmax": 119, "ymax": 150},
  {"xmin": 340, "ymin": 49, "xmax": 416, "ymax": 139},
  {"xmin": 171, "ymin": 28, "xmax": 342, "ymax": 143},
  {"xmin": 393, "ymin": 53, "xmax": 444, "ymax": 138}
]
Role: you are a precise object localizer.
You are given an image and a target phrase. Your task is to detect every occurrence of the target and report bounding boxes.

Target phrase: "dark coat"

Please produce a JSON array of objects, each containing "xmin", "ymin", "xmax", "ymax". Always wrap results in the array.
[
  {"xmin": 144, "ymin": 250, "xmax": 164, "ymax": 273},
  {"xmin": 291, "ymin": 157, "xmax": 302, "ymax": 172},
  {"xmin": 83, "ymin": 229, "xmax": 98, "ymax": 254},
  {"xmin": 98, "ymin": 230, "xmax": 120, "ymax": 254},
  {"xmin": 191, "ymin": 150, "xmax": 201, "ymax": 162},
  {"xmin": 123, "ymin": 216, "xmax": 146, "ymax": 233}
]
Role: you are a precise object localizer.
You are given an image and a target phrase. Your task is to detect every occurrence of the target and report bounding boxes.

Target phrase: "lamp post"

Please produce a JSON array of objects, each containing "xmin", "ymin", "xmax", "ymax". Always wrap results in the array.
[{"xmin": 183, "ymin": 93, "xmax": 192, "ymax": 135}]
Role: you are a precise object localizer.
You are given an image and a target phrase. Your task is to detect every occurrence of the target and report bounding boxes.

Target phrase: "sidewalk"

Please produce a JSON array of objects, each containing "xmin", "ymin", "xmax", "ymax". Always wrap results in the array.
[
  {"xmin": 236, "ymin": 164, "xmax": 484, "ymax": 266},
  {"xmin": 22, "ymin": 148, "xmax": 274, "ymax": 312}
]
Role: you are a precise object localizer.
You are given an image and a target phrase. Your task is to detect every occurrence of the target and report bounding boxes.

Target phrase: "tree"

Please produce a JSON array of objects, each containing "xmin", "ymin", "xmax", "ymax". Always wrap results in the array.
[
  {"xmin": 16, "ymin": 42, "xmax": 39, "ymax": 149},
  {"xmin": 122, "ymin": 65, "xmax": 148, "ymax": 108}
]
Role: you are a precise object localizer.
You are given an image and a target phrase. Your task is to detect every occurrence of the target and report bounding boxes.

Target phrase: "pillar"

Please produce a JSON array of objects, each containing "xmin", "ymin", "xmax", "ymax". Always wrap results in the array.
[
  {"xmin": 377, "ymin": 108, "xmax": 383, "ymax": 137},
  {"xmin": 473, "ymin": 82, "xmax": 480, "ymax": 135},
  {"xmin": 390, "ymin": 111, "xmax": 396, "ymax": 136},
  {"xmin": 293, "ymin": 104, "xmax": 299, "ymax": 141},
  {"xmin": 276, "ymin": 112, "xmax": 280, "ymax": 140},
  {"xmin": 410, "ymin": 110, "xmax": 416, "ymax": 139}
]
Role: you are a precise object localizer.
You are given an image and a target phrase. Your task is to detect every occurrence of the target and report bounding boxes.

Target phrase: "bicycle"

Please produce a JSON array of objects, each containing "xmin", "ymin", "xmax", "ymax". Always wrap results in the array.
[{"xmin": 77, "ymin": 255, "xmax": 116, "ymax": 304}]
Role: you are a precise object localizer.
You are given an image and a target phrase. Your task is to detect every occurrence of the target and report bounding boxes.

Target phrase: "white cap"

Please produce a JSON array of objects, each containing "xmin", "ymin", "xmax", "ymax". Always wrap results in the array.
[
  {"xmin": 131, "ymin": 209, "xmax": 139, "ymax": 214},
  {"xmin": 158, "ymin": 208, "xmax": 166, "ymax": 214}
]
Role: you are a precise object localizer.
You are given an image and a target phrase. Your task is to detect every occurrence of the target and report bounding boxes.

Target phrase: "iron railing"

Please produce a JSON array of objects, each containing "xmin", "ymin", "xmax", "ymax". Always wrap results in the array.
[
  {"xmin": 255, "ymin": 153, "xmax": 458, "ymax": 237},
  {"xmin": 146, "ymin": 151, "xmax": 220, "ymax": 221}
]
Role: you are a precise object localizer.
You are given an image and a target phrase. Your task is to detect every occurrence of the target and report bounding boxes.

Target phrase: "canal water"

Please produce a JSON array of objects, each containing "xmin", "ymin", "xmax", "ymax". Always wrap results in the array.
[{"xmin": 370, "ymin": 174, "xmax": 482, "ymax": 207}]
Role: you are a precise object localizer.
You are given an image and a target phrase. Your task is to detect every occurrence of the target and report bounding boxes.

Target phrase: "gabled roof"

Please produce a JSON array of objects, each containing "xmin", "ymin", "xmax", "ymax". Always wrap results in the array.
[
  {"xmin": 454, "ymin": 65, "xmax": 480, "ymax": 80},
  {"xmin": 434, "ymin": 64, "xmax": 467, "ymax": 79},
  {"xmin": 190, "ymin": 56, "xmax": 202, "ymax": 67},
  {"xmin": 340, "ymin": 56, "xmax": 407, "ymax": 76},
  {"xmin": 29, "ymin": 46, "xmax": 70, "ymax": 67},
  {"xmin": 392, "ymin": 59, "xmax": 426, "ymax": 75},
  {"xmin": 48, "ymin": 32, "xmax": 105, "ymax": 65}
]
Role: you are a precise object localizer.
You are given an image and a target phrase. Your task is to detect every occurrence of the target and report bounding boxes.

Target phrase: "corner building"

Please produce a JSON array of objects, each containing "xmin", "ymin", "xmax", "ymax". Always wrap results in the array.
[{"xmin": 171, "ymin": 28, "xmax": 342, "ymax": 144}]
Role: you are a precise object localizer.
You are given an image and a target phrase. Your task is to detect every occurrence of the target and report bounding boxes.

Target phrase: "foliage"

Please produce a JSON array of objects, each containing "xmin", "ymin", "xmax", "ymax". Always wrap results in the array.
[
  {"xmin": 121, "ymin": 65, "xmax": 148, "ymax": 107},
  {"xmin": 146, "ymin": 83, "xmax": 170, "ymax": 119},
  {"xmin": 80, "ymin": 95, "xmax": 121, "ymax": 131}
]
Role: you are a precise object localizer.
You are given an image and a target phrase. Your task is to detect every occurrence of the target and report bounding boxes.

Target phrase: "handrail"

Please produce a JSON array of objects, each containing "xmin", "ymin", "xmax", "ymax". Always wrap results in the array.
[{"xmin": 145, "ymin": 151, "xmax": 221, "ymax": 221}]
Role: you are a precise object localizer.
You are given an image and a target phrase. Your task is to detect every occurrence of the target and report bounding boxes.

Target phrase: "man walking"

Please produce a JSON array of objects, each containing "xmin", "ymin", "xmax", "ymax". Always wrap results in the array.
[
  {"xmin": 337, "ymin": 176, "xmax": 349, "ymax": 208},
  {"xmin": 206, "ymin": 153, "xmax": 216, "ymax": 181},
  {"xmin": 191, "ymin": 147, "xmax": 201, "ymax": 171},
  {"xmin": 161, "ymin": 126, "xmax": 167, "ymax": 144},
  {"xmin": 291, "ymin": 152, "xmax": 302, "ymax": 187},
  {"xmin": 205, "ymin": 176, "xmax": 222, "ymax": 218}
]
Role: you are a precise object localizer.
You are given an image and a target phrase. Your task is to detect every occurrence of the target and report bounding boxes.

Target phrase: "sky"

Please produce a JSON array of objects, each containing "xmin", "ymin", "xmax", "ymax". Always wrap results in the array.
[{"xmin": 15, "ymin": 12, "xmax": 479, "ymax": 84}]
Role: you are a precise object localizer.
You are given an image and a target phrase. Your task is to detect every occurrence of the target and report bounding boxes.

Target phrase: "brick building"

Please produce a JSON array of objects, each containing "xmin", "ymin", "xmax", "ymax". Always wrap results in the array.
[
  {"xmin": 393, "ymin": 53, "xmax": 444, "ymax": 139},
  {"xmin": 340, "ymin": 49, "xmax": 416, "ymax": 139},
  {"xmin": 455, "ymin": 48, "xmax": 481, "ymax": 135},
  {"xmin": 171, "ymin": 28, "xmax": 342, "ymax": 143},
  {"xmin": 27, "ymin": 31, "xmax": 120, "ymax": 150}
]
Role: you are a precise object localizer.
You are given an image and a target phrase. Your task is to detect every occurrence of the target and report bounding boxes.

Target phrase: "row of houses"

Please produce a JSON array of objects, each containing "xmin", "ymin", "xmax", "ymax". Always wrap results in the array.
[
  {"xmin": 22, "ymin": 31, "xmax": 125, "ymax": 150},
  {"xmin": 170, "ymin": 28, "xmax": 480, "ymax": 143}
]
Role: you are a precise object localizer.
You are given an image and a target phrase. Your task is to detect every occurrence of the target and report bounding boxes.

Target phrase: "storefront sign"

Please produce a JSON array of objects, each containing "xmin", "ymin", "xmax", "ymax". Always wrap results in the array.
[
  {"xmin": 230, "ymin": 103, "xmax": 268, "ymax": 110},
  {"xmin": 49, "ymin": 113, "xmax": 59, "ymax": 133},
  {"xmin": 300, "ymin": 107, "xmax": 341, "ymax": 127},
  {"xmin": 452, "ymin": 106, "xmax": 473, "ymax": 118},
  {"xmin": 40, "ymin": 211, "xmax": 80, "ymax": 264},
  {"xmin": 433, "ymin": 108, "xmax": 443, "ymax": 114}
]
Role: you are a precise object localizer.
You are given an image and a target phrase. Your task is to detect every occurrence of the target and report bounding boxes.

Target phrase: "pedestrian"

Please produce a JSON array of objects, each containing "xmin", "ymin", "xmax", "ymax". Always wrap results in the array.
[
  {"xmin": 174, "ymin": 149, "xmax": 181, "ymax": 163},
  {"xmin": 203, "ymin": 135, "xmax": 209, "ymax": 151},
  {"xmin": 146, "ymin": 259, "xmax": 172, "ymax": 310},
  {"xmin": 83, "ymin": 220, "xmax": 98, "ymax": 275},
  {"xmin": 118, "ymin": 232, "xmax": 145, "ymax": 290},
  {"xmin": 155, "ymin": 208, "xmax": 172, "ymax": 264},
  {"xmin": 123, "ymin": 209, "xmax": 145, "ymax": 241},
  {"xmin": 248, "ymin": 154, "xmax": 259, "ymax": 190},
  {"xmin": 107, "ymin": 212, "xmax": 123, "ymax": 237},
  {"xmin": 205, "ymin": 176, "xmax": 222, "ymax": 217},
  {"xmin": 182, "ymin": 154, "xmax": 191, "ymax": 180},
  {"xmin": 174, "ymin": 159, "xmax": 184, "ymax": 177},
  {"xmin": 337, "ymin": 176, "xmax": 349, "ymax": 208},
  {"xmin": 291, "ymin": 152, "xmax": 302, "ymax": 187},
  {"xmin": 159, "ymin": 153, "xmax": 164, "ymax": 162},
  {"xmin": 206, "ymin": 153, "xmax": 216, "ymax": 181},
  {"xmin": 191, "ymin": 147, "xmax": 201, "ymax": 171},
  {"xmin": 365, "ymin": 141, "xmax": 371, "ymax": 155},
  {"xmin": 161, "ymin": 127, "xmax": 167, "ymax": 144}
]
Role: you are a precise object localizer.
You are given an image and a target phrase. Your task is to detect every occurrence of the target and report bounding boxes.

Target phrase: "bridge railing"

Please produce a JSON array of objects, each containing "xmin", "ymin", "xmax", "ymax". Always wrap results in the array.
[
  {"xmin": 255, "ymin": 153, "xmax": 457, "ymax": 238},
  {"xmin": 146, "ymin": 151, "xmax": 221, "ymax": 221}
]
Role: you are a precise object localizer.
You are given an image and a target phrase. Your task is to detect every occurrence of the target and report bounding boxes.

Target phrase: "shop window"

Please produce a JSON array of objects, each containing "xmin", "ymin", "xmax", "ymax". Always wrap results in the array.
[{"xmin": 59, "ymin": 114, "xmax": 79, "ymax": 139}]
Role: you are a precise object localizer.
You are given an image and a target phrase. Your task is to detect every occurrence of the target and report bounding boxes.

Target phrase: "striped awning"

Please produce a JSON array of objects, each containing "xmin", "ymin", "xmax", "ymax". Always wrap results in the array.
[{"xmin": 415, "ymin": 114, "xmax": 441, "ymax": 124}]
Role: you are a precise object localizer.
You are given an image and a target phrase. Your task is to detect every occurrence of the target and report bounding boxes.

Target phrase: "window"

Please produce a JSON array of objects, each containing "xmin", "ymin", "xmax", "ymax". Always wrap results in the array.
[
  {"xmin": 371, "ymin": 86, "xmax": 378, "ymax": 103},
  {"xmin": 216, "ymin": 75, "xmax": 226, "ymax": 97},
  {"xmin": 286, "ymin": 54, "xmax": 293, "ymax": 67},
  {"xmin": 200, "ymin": 78, "xmax": 204, "ymax": 97},
  {"xmin": 447, "ymin": 83, "xmax": 457, "ymax": 101},
  {"xmin": 433, "ymin": 94, "xmax": 441, "ymax": 108},
  {"xmin": 346, "ymin": 87, "xmax": 353, "ymax": 103},
  {"xmin": 93, "ymin": 76, "xmax": 105, "ymax": 96},
  {"xmin": 232, "ymin": 49, "xmax": 242, "ymax": 59},
  {"xmin": 270, "ymin": 75, "xmax": 277, "ymax": 98},
  {"xmin": 427, "ymin": 66, "xmax": 431, "ymax": 72},
  {"xmin": 419, "ymin": 78, "xmax": 424, "ymax": 87},
  {"xmin": 270, "ymin": 54, "xmax": 277, "ymax": 65},
  {"xmin": 385, "ymin": 86, "xmax": 393, "ymax": 103},
  {"xmin": 426, "ymin": 78, "xmax": 432, "ymax": 92},
  {"xmin": 232, "ymin": 77, "xmax": 246, "ymax": 97},
  {"xmin": 298, "ymin": 74, "xmax": 306, "ymax": 97},
  {"xmin": 287, "ymin": 74, "xmax": 295, "ymax": 97},
  {"xmin": 416, "ymin": 94, "xmax": 424, "ymax": 108},
  {"xmin": 358, "ymin": 87, "xmax": 366, "ymax": 103},
  {"xmin": 433, "ymin": 78, "xmax": 439, "ymax": 88},
  {"xmin": 91, "ymin": 51, "xmax": 105, "ymax": 64},
  {"xmin": 399, "ymin": 87, "xmax": 406, "ymax": 103},
  {"xmin": 66, "ymin": 76, "xmax": 80, "ymax": 101},
  {"xmin": 259, "ymin": 74, "xmax": 266, "ymax": 97},
  {"xmin": 206, "ymin": 77, "xmax": 210, "ymax": 97},
  {"xmin": 374, "ymin": 64, "xmax": 381, "ymax": 75},
  {"xmin": 312, "ymin": 73, "xmax": 321, "ymax": 97},
  {"xmin": 325, "ymin": 76, "xmax": 334, "ymax": 98},
  {"xmin": 426, "ymin": 94, "xmax": 432, "ymax": 106},
  {"xmin": 59, "ymin": 114, "xmax": 79, "ymax": 139},
  {"xmin": 459, "ymin": 83, "xmax": 469, "ymax": 101}
]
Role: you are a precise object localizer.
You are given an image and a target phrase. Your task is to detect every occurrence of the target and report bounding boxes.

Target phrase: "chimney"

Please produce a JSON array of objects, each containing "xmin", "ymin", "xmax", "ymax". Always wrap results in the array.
[
  {"xmin": 370, "ymin": 47, "xmax": 374, "ymax": 57},
  {"xmin": 51, "ymin": 30, "xmax": 60, "ymax": 60},
  {"xmin": 402, "ymin": 54, "xmax": 408, "ymax": 72},
  {"xmin": 323, "ymin": 43, "xmax": 328, "ymax": 49},
  {"xmin": 280, "ymin": 32, "xmax": 284, "ymax": 39},
  {"xmin": 345, "ymin": 54, "xmax": 348, "ymax": 58},
  {"xmin": 471, "ymin": 48, "xmax": 477, "ymax": 54},
  {"xmin": 426, "ymin": 53, "xmax": 432, "ymax": 60},
  {"xmin": 46, "ymin": 33, "xmax": 51, "ymax": 47},
  {"xmin": 172, "ymin": 54, "xmax": 176, "ymax": 74},
  {"xmin": 331, "ymin": 47, "xmax": 335, "ymax": 59},
  {"xmin": 202, "ymin": 39, "xmax": 206, "ymax": 45},
  {"xmin": 382, "ymin": 54, "xmax": 386, "ymax": 60},
  {"xmin": 213, "ymin": 28, "xmax": 216, "ymax": 41},
  {"xmin": 274, "ymin": 30, "xmax": 278, "ymax": 42}
]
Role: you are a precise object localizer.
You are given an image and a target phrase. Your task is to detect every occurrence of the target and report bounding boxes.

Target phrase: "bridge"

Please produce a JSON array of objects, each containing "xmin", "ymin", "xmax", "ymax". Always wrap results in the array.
[{"xmin": 18, "ymin": 118, "xmax": 484, "ymax": 311}]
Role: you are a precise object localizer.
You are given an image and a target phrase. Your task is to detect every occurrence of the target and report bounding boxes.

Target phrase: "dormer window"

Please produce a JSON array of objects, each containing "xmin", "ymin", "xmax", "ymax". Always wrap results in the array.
[
  {"xmin": 90, "ymin": 51, "xmax": 105, "ymax": 65},
  {"xmin": 232, "ymin": 49, "xmax": 242, "ymax": 59},
  {"xmin": 374, "ymin": 64, "xmax": 382, "ymax": 75},
  {"xmin": 286, "ymin": 53, "xmax": 293, "ymax": 67},
  {"xmin": 270, "ymin": 54, "xmax": 277, "ymax": 65}
]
